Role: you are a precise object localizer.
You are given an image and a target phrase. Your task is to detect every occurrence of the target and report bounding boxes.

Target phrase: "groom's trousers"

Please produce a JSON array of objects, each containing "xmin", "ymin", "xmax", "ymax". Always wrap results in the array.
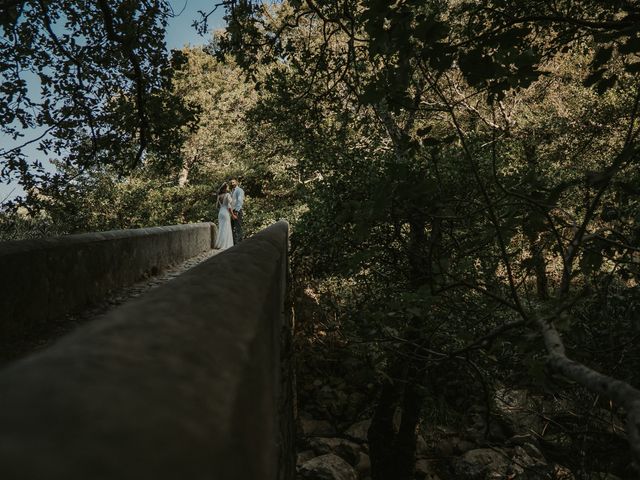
[{"xmin": 232, "ymin": 210, "xmax": 243, "ymax": 244}]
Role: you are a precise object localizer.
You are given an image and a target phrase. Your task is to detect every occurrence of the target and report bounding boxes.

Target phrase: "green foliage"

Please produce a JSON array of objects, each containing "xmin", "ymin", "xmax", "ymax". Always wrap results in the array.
[
  {"xmin": 2, "ymin": 42, "xmax": 303, "ymax": 241},
  {"xmin": 4, "ymin": 1, "xmax": 640, "ymax": 475},
  {"xmin": 217, "ymin": 1, "xmax": 640, "ymax": 475},
  {"xmin": 0, "ymin": 0, "xmax": 194, "ymax": 202}
]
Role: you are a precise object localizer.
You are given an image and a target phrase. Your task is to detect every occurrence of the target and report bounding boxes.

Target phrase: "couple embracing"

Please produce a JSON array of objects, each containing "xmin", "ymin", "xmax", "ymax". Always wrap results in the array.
[{"xmin": 214, "ymin": 178, "xmax": 244, "ymax": 250}]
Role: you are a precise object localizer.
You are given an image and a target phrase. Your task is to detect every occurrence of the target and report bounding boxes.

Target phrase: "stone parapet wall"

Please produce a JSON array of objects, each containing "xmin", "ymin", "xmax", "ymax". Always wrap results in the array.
[
  {"xmin": 0, "ymin": 220, "xmax": 294, "ymax": 479},
  {"xmin": 0, "ymin": 223, "xmax": 216, "ymax": 346}
]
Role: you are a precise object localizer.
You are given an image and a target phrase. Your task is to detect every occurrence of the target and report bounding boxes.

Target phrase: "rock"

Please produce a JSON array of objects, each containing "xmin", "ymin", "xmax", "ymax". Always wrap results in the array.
[
  {"xmin": 345, "ymin": 419, "xmax": 371, "ymax": 443},
  {"xmin": 451, "ymin": 448, "xmax": 509, "ymax": 479},
  {"xmin": 300, "ymin": 417, "xmax": 337, "ymax": 437},
  {"xmin": 507, "ymin": 434, "xmax": 540, "ymax": 448},
  {"xmin": 297, "ymin": 450, "xmax": 316, "ymax": 467},
  {"xmin": 416, "ymin": 433, "xmax": 430, "ymax": 457},
  {"xmin": 299, "ymin": 454, "xmax": 358, "ymax": 480},
  {"xmin": 319, "ymin": 385, "xmax": 333, "ymax": 399},
  {"xmin": 451, "ymin": 445, "xmax": 552, "ymax": 480},
  {"xmin": 415, "ymin": 459, "xmax": 441, "ymax": 480},
  {"xmin": 424, "ymin": 432, "xmax": 474, "ymax": 458},
  {"xmin": 355, "ymin": 452, "xmax": 371, "ymax": 477},
  {"xmin": 452, "ymin": 438, "xmax": 476, "ymax": 454},
  {"xmin": 435, "ymin": 439, "xmax": 454, "ymax": 457},
  {"xmin": 494, "ymin": 388, "xmax": 541, "ymax": 434},
  {"xmin": 552, "ymin": 464, "xmax": 575, "ymax": 479},
  {"xmin": 308, "ymin": 437, "xmax": 362, "ymax": 466},
  {"xmin": 486, "ymin": 418, "xmax": 512, "ymax": 442},
  {"xmin": 510, "ymin": 445, "xmax": 552, "ymax": 479},
  {"xmin": 344, "ymin": 392, "xmax": 368, "ymax": 420},
  {"xmin": 434, "ymin": 425, "xmax": 457, "ymax": 436},
  {"xmin": 464, "ymin": 413, "xmax": 485, "ymax": 439},
  {"xmin": 519, "ymin": 442, "xmax": 544, "ymax": 462}
]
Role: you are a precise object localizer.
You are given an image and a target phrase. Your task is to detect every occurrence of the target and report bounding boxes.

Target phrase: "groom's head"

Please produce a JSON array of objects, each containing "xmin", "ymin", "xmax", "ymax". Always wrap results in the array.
[{"xmin": 230, "ymin": 178, "xmax": 238, "ymax": 190}]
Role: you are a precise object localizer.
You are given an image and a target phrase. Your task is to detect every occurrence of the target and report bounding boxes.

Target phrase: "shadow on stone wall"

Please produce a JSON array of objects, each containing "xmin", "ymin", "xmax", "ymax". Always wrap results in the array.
[
  {"xmin": 0, "ymin": 220, "xmax": 295, "ymax": 480},
  {"xmin": 0, "ymin": 223, "xmax": 216, "ymax": 364}
]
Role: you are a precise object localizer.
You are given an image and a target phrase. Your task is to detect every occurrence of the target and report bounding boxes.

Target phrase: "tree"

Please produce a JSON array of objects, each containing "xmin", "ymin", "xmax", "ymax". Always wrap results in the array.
[
  {"xmin": 0, "ymin": 0, "xmax": 194, "ymax": 206},
  {"xmin": 218, "ymin": 0, "xmax": 640, "ymax": 476}
]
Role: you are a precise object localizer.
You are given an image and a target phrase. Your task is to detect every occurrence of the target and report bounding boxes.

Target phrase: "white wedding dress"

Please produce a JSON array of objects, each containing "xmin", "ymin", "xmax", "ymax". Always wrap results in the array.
[{"xmin": 215, "ymin": 193, "xmax": 234, "ymax": 250}]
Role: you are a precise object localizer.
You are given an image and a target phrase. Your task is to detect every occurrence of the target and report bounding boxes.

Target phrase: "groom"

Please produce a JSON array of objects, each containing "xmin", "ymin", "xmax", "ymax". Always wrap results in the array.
[{"xmin": 230, "ymin": 178, "xmax": 244, "ymax": 244}]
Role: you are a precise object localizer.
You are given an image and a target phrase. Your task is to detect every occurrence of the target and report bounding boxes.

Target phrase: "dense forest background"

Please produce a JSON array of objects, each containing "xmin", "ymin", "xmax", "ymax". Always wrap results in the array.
[{"xmin": 2, "ymin": 1, "xmax": 640, "ymax": 479}]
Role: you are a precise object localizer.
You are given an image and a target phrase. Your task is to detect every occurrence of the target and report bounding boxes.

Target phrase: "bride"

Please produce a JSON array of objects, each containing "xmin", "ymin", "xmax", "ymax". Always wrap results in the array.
[{"xmin": 214, "ymin": 182, "xmax": 236, "ymax": 250}]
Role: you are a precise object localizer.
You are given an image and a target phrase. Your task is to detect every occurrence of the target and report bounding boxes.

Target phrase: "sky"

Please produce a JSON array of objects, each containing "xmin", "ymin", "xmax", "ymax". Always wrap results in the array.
[
  {"xmin": 0, "ymin": 0, "xmax": 226, "ymax": 204},
  {"xmin": 165, "ymin": 0, "xmax": 226, "ymax": 50}
]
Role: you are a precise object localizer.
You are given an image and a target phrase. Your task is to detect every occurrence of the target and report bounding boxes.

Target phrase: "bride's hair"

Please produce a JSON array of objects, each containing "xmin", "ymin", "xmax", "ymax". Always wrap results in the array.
[{"xmin": 216, "ymin": 182, "xmax": 229, "ymax": 208}]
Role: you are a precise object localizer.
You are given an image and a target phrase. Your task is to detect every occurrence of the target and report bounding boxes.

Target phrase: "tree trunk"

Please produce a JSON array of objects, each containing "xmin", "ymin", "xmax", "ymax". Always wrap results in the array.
[
  {"xmin": 368, "ymin": 356, "xmax": 424, "ymax": 480},
  {"xmin": 394, "ymin": 368, "xmax": 424, "ymax": 479},
  {"xmin": 369, "ymin": 373, "xmax": 401, "ymax": 480},
  {"xmin": 527, "ymin": 231, "xmax": 549, "ymax": 300},
  {"xmin": 369, "ymin": 103, "xmax": 432, "ymax": 480},
  {"xmin": 178, "ymin": 154, "xmax": 197, "ymax": 187}
]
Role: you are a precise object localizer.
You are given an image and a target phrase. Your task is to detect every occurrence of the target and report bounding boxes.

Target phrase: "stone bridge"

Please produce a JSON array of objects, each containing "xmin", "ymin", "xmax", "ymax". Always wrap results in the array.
[{"xmin": 0, "ymin": 221, "xmax": 295, "ymax": 479}]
